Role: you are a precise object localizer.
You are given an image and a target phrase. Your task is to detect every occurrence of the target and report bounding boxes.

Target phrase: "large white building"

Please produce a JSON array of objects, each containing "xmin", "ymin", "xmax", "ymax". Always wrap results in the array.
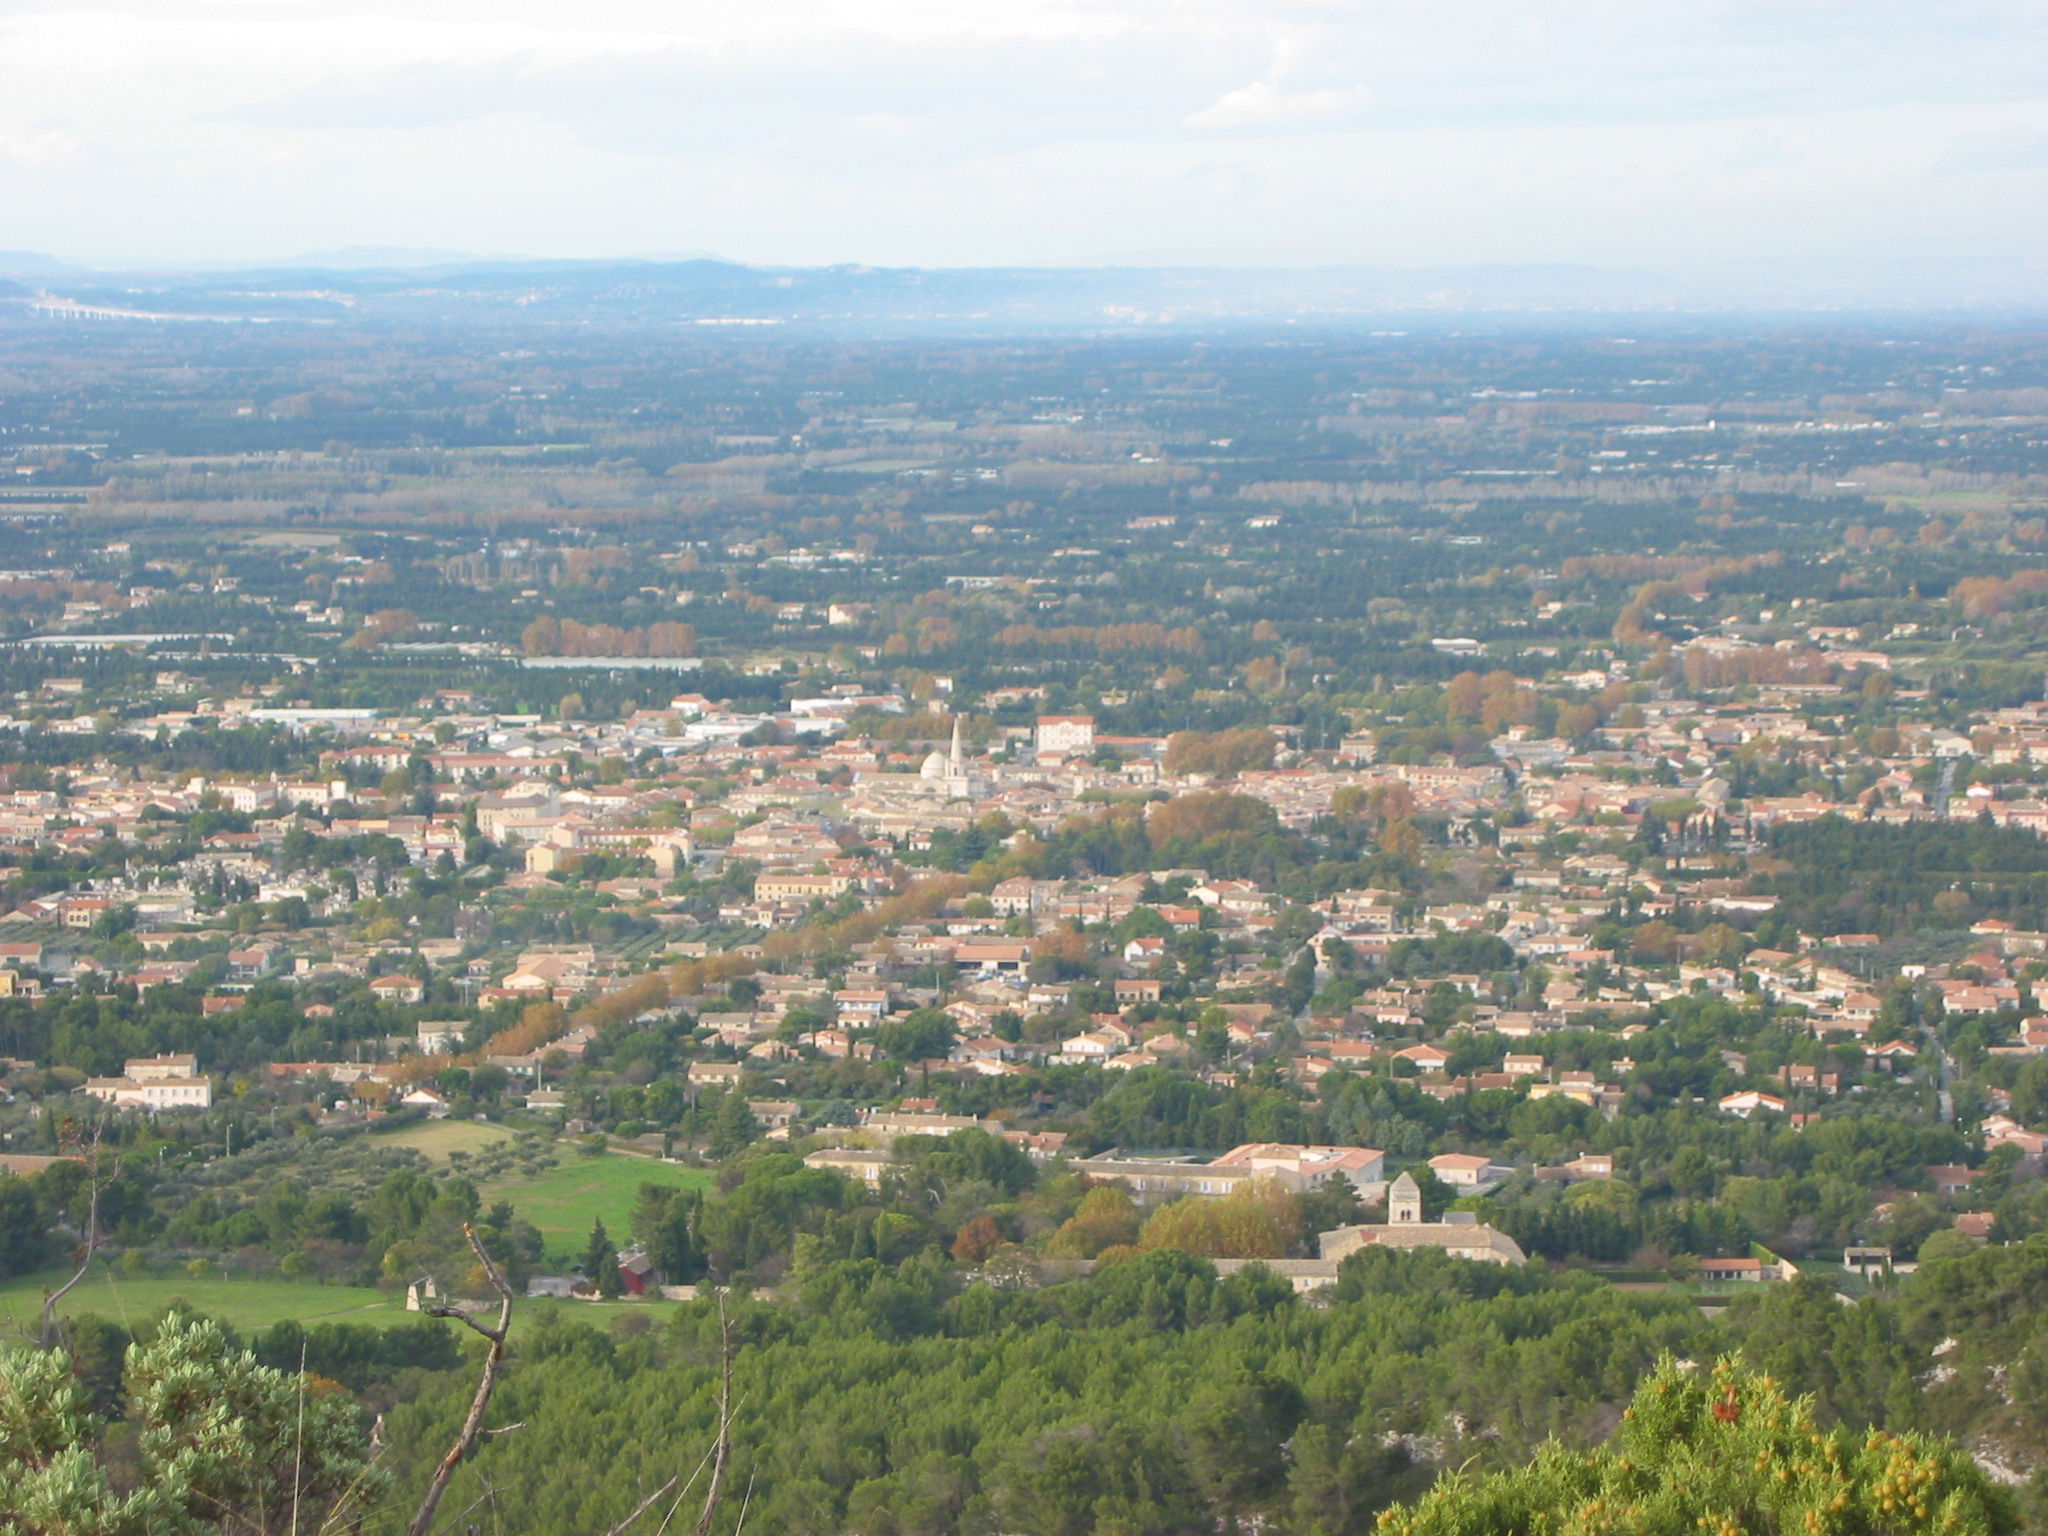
[
  {"xmin": 1069, "ymin": 1142, "xmax": 1386, "ymax": 1198},
  {"xmin": 83, "ymin": 1055, "xmax": 212, "ymax": 1110},
  {"xmin": 1035, "ymin": 714, "xmax": 1096, "ymax": 760}
]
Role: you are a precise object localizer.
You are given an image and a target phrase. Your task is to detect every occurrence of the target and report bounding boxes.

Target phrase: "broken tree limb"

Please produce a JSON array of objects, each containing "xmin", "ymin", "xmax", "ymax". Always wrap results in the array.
[
  {"xmin": 408, "ymin": 1224, "xmax": 517, "ymax": 1536},
  {"xmin": 690, "ymin": 1291, "xmax": 737, "ymax": 1536}
]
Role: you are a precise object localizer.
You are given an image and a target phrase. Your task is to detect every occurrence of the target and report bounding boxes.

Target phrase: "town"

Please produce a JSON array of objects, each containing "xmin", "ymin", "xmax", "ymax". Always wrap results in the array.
[{"xmin": 7, "ymin": 312, "xmax": 2048, "ymax": 1533}]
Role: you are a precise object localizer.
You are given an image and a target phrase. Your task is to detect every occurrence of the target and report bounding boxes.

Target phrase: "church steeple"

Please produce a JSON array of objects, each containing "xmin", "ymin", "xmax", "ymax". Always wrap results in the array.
[{"xmin": 1388, "ymin": 1170, "xmax": 1422, "ymax": 1224}]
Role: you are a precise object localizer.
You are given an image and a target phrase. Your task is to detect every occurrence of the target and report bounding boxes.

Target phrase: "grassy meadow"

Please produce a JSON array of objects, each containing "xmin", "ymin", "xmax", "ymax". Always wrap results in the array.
[
  {"xmin": 2, "ymin": 1260, "xmax": 693, "ymax": 1339},
  {"xmin": 0, "ymin": 1271, "xmax": 404, "ymax": 1334},
  {"xmin": 478, "ymin": 1150, "xmax": 714, "ymax": 1263},
  {"xmin": 361, "ymin": 1116, "xmax": 711, "ymax": 1260},
  {"xmin": 0, "ymin": 1126, "xmax": 719, "ymax": 1340}
]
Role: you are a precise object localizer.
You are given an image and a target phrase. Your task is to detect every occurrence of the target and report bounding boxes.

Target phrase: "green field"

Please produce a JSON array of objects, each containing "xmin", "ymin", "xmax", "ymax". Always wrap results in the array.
[
  {"xmin": 0, "ymin": 1271, "xmax": 404, "ymax": 1334},
  {"xmin": 362, "ymin": 1121, "xmax": 710, "ymax": 1258},
  {"xmin": 0, "ymin": 1143, "xmax": 718, "ymax": 1336},
  {"xmin": 371, "ymin": 1119, "xmax": 515, "ymax": 1162},
  {"xmin": 2, "ymin": 1267, "xmax": 694, "ymax": 1340},
  {"xmin": 481, "ymin": 1151, "xmax": 714, "ymax": 1262}
]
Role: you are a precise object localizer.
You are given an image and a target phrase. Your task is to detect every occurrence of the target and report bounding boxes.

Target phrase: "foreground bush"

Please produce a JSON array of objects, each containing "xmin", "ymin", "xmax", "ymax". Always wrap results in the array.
[{"xmin": 1377, "ymin": 1358, "xmax": 2016, "ymax": 1536}]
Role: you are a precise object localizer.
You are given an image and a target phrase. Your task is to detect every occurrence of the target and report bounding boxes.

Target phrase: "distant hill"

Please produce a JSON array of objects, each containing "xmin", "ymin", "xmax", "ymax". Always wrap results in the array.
[
  {"xmin": 1, "ymin": 255, "xmax": 2043, "ymax": 328},
  {"xmin": 0, "ymin": 251, "xmax": 79, "ymax": 276},
  {"xmin": 239, "ymin": 246, "xmax": 491, "ymax": 272}
]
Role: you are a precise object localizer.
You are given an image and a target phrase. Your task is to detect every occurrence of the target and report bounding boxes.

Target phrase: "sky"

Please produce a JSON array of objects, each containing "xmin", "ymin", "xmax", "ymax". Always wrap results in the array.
[{"xmin": 2, "ymin": 0, "xmax": 2046, "ymax": 275}]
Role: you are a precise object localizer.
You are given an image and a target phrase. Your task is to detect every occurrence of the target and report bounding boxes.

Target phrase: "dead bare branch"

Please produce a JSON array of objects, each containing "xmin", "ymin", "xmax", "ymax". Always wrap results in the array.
[
  {"xmin": 408, "ymin": 1225, "xmax": 516, "ymax": 1536},
  {"xmin": 690, "ymin": 1292, "xmax": 737, "ymax": 1536},
  {"xmin": 602, "ymin": 1474, "xmax": 682, "ymax": 1536},
  {"xmin": 650, "ymin": 1421, "xmax": 722, "ymax": 1536},
  {"xmin": 290, "ymin": 1338, "xmax": 309, "ymax": 1536},
  {"xmin": 40, "ymin": 1120, "xmax": 104, "ymax": 1350},
  {"xmin": 430, "ymin": 1480, "xmax": 500, "ymax": 1536}
]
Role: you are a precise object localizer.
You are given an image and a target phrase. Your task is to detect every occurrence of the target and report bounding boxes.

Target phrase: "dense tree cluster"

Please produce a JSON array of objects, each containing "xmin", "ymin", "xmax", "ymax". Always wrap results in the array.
[{"xmin": 377, "ymin": 1249, "xmax": 1709, "ymax": 1536}]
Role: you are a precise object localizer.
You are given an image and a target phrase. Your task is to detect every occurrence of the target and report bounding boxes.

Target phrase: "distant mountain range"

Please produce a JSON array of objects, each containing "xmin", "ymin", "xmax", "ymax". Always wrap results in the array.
[{"xmin": 0, "ymin": 254, "xmax": 2042, "ymax": 327}]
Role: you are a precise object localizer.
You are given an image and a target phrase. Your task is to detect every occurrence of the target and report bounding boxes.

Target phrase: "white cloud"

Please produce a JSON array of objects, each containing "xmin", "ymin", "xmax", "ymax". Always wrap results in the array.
[
  {"xmin": 0, "ymin": 128, "xmax": 80, "ymax": 166},
  {"xmin": 1187, "ymin": 79, "xmax": 1371, "ymax": 129}
]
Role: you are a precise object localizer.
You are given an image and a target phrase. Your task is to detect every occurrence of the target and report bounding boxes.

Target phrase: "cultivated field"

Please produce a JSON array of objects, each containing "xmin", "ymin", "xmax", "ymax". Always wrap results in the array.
[{"xmin": 371, "ymin": 1119, "xmax": 516, "ymax": 1162}]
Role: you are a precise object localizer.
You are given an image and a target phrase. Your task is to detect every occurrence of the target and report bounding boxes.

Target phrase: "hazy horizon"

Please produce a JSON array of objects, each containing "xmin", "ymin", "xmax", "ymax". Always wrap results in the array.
[{"xmin": 3, "ymin": 0, "xmax": 2045, "ymax": 297}]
